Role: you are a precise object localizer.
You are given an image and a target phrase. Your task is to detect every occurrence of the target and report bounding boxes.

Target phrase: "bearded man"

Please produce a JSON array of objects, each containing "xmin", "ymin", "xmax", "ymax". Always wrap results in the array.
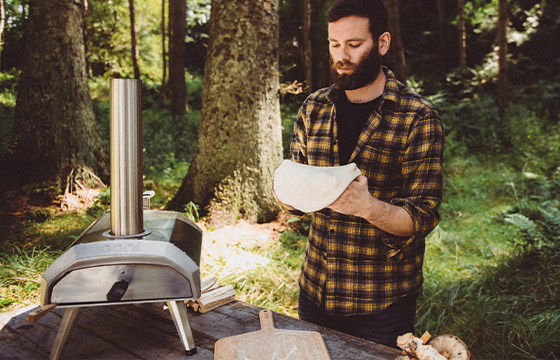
[{"xmin": 275, "ymin": 0, "xmax": 444, "ymax": 348}]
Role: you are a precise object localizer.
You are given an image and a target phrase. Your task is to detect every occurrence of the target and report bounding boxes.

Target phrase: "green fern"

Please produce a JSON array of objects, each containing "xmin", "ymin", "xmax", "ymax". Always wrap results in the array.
[
  {"xmin": 538, "ymin": 204, "xmax": 560, "ymax": 240},
  {"xmin": 504, "ymin": 213, "xmax": 544, "ymax": 250}
]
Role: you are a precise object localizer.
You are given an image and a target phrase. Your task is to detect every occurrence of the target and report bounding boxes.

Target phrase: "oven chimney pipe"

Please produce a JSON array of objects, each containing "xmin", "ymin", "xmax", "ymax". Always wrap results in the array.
[{"xmin": 109, "ymin": 79, "xmax": 143, "ymax": 237}]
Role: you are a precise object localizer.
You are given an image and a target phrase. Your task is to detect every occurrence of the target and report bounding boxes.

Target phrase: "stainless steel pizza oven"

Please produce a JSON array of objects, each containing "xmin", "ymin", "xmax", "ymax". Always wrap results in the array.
[{"xmin": 38, "ymin": 79, "xmax": 202, "ymax": 359}]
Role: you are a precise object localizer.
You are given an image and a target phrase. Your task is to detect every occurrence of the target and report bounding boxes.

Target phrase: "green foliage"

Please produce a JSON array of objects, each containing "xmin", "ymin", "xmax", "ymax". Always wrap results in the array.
[
  {"xmin": 85, "ymin": 0, "xmax": 163, "ymax": 79},
  {"xmin": 419, "ymin": 155, "xmax": 560, "ymax": 359},
  {"xmin": 88, "ymin": 73, "xmax": 202, "ymax": 182},
  {"xmin": 0, "ymin": 0, "xmax": 28, "ymax": 70},
  {"xmin": 419, "ymin": 243, "xmax": 560, "ymax": 359},
  {"xmin": 0, "ymin": 247, "xmax": 61, "ymax": 310},
  {"xmin": 433, "ymin": 92, "xmax": 509, "ymax": 155},
  {"xmin": 21, "ymin": 183, "xmax": 61, "ymax": 202},
  {"xmin": 0, "ymin": 71, "xmax": 18, "ymax": 159},
  {"xmin": 280, "ymin": 102, "xmax": 300, "ymax": 159},
  {"xmin": 502, "ymin": 165, "xmax": 560, "ymax": 255},
  {"xmin": 186, "ymin": 71, "xmax": 204, "ymax": 110},
  {"xmin": 29, "ymin": 207, "xmax": 56, "ymax": 223},
  {"xmin": 464, "ymin": 0, "xmax": 498, "ymax": 33},
  {"xmin": 508, "ymin": 106, "xmax": 560, "ymax": 172},
  {"xmin": 183, "ymin": 201, "xmax": 201, "ymax": 223}
]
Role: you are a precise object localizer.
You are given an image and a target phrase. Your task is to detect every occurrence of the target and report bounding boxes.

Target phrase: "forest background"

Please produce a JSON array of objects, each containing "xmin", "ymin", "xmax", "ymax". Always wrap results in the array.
[{"xmin": 0, "ymin": 0, "xmax": 559, "ymax": 359}]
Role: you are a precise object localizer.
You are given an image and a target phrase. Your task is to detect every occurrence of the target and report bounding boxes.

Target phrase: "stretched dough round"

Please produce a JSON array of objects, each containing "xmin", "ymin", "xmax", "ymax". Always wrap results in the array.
[{"xmin": 273, "ymin": 160, "xmax": 362, "ymax": 213}]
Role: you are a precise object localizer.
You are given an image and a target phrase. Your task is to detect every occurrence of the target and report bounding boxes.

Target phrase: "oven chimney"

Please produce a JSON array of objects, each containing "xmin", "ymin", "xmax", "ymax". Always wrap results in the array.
[{"xmin": 109, "ymin": 78, "xmax": 143, "ymax": 237}]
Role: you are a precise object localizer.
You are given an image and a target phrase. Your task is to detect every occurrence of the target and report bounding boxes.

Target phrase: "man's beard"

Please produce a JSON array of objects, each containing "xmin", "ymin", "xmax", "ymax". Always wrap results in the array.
[{"xmin": 330, "ymin": 44, "xmax": 382, "ymax": 90}]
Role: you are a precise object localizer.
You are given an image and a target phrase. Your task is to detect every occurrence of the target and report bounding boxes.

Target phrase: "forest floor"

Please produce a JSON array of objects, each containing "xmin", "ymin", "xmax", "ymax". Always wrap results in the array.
[{"xmin": 198, "ymin": 214, "xmax": 289, "ymax": 253}]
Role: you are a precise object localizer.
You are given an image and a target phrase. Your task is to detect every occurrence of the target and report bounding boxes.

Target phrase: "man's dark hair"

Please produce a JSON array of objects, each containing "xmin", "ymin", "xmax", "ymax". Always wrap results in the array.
[{"xmin": 327, "ymin": 0, "xmax": 389, "ymax": 40}]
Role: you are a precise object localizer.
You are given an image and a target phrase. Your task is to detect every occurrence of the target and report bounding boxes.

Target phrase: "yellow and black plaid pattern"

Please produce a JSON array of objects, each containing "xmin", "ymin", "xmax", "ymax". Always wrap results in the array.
[{"xmin": 290, "ymin": 68, "xmax": 443, "ymax": 315}]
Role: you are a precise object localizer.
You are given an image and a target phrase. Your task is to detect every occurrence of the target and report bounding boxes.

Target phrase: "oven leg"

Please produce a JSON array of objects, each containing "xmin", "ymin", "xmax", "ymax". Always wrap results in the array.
[
  {"xmin": 167, "ymin": 301, "xmax": 197, "ymax": 356},
  {"xmin": 50, "ymin": 307, "xmax": 81, "ymax": 360}
]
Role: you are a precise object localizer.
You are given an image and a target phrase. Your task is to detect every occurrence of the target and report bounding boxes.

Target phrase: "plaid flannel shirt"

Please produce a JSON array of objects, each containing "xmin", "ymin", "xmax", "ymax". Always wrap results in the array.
[{"xmin": 290, "ymin": 67, "xmax": 443, "ymax": 315}]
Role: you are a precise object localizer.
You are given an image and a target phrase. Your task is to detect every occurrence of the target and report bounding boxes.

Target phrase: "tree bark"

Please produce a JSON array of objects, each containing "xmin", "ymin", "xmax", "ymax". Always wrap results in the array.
[
  {"xmin": 168, "ymin": 0, "xmax": 187, "ymax": 117},
  {"xmin": 436, "ymin": 0, "xmax": 445, "ymax": 56},
  {"xmin": 458, "ymin": 0, "xmax": 467, "ymax": 72},
  {"xmin": 303, "ymin": 0, "xmax": 312, "ymax": 91},
  {"xmin": 167, "ymin": 0, "xmax": 283, "ymax": 224},
  {"xmin": 0, "ymin": 0, "xmax": 108, "ymax": 190},
  {"xmin": 129, "ymin": 0, "xmax": 141, "ymax": 79},
  {"xmin": 384, "ymin": 0, "xmax": 406, "ymax": 84},
  {"xmin": 497, "ymin": 0, "xmax": 508, "ymax": 117}
]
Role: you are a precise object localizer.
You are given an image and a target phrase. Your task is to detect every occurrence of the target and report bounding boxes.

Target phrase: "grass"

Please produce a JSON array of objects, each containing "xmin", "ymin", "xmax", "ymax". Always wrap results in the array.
[
  {"xmin": 416, "ymin": 155, "xmax": 560, "ymax": 359},
  {"xmin": 0, "ymin": 247, "xmax": 61, "ymax": 309},
  {"xmin": 200, "ymin": 220, "xmax": 306, "ymax": 316}
]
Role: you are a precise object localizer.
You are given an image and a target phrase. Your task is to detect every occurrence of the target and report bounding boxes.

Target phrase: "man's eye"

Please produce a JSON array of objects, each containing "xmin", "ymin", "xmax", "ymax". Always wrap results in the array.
[
  {"xmin": 330, "ymin": 43, "xmax": 340, "ymax": 48},
  {"xmin": 349, "ymin": 43, "xmax": 361, "ymax": 48}
]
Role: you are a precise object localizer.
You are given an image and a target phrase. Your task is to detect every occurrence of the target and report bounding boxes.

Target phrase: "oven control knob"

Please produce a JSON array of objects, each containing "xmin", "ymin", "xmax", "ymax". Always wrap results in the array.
[{"xmin": 106, "ymin": 280, "xmax": 129, "ymax": 302}]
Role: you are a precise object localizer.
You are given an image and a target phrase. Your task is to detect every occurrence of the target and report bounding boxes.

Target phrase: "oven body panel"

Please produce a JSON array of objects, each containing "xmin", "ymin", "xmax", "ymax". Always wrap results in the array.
[{"xmin": 40, "ymin": 210, "xmax": 202, "ymax": 308}]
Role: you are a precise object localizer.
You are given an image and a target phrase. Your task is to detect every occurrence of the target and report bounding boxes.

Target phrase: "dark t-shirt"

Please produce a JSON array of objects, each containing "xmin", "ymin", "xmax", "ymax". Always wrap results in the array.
[{"xmin": 335, "ymin": 92, "xmax": 381, "ymax": 164}]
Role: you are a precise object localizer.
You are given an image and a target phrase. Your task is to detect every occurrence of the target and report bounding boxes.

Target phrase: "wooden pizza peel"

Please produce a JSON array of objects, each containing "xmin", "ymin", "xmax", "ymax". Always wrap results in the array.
[{"xmin": 214, "ymin": 309, "xmax": 331, "ymax": 360}]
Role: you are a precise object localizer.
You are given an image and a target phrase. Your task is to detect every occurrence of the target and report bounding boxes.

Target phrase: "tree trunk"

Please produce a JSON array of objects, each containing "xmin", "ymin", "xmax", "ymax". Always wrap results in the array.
[
  {"xmin": 167, "ymin": 0, "xmax": 283, "ymax": 224},
  {"xmin": 129, "ymin": 0, "xmax": 140, "ymax": 79},
  {"xmin": 384, "ymin": 0, "xmax": 406, "ymax": 84},
  {"xmin": 458, "ymin": 0, "xmax": 467, "ymax": 72},
  {"xmin": 0, "ymin": 0, "xmax": 108, "ymax": 190},
  {"xmin": 168, "ymin": 0, "xmax": 187, "ymax": 118},
  {"xmin": 161, "ymin": 0, "xmax": 168, "ymax": 103},
  {"xmin": 436, "ymin": 0, "xmax": 445, "ymax": 56},
  {"xmin": 497, "ymin": 0, "xmax": 508, "ymax": 116},
  {"xmin": 312, "ymin": 0, "xmax": 331, "ymax": 89},
  {"xmin": 303, "ymin": 0, "xmax": 312, "ymax": 91}
]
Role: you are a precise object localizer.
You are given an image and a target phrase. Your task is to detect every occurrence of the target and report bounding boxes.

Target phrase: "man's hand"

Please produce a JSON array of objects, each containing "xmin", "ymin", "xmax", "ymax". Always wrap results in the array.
[
  {"xmin": 327, "ymin": 175, "xmax": 414, "ymax": 237},
  {"xmin": 327, "ymin": 175, "xmax": 373, "ymax": 218}
]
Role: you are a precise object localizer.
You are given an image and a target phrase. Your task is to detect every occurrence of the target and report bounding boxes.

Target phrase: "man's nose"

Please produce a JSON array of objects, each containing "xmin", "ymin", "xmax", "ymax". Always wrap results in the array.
[
  {"xmin": 341, "ymin": 45, "xmax": 352, "ymax": 61},
  {"xmin": 333, "ymin": 46, "xmax": 351, "ymax": 63}
]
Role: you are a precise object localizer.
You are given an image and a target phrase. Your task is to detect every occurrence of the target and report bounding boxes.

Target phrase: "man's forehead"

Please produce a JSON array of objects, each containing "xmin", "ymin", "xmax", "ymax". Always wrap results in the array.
[{"xmin": 328, "ymin": 16, "xmax": 372, "ymax": 40}]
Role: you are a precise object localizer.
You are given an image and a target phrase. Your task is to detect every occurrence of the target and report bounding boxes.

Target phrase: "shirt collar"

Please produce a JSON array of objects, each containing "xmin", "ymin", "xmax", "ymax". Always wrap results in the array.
[{"xmin": 324, "ymin": 66, "xmax": 400, "ymax": 111}]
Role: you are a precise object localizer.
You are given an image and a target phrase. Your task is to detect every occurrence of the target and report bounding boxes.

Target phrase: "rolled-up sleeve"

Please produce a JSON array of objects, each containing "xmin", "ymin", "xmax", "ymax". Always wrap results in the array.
[{"xmin": 390, "ymin": 109, "xmax": 444, "ymax": 240}]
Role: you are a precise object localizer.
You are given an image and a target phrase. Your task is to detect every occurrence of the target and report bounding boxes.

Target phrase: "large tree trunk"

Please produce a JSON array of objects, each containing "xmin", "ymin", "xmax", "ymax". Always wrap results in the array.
[
  {"xmin": 384, "ymin": 0, "xmax": 406, "ymax": 84},
  {"xmin": 168, "ymin": 0, "xmax": 187, "ymax": 117},
  {"xmin": 0, "ymin": 0, "xmax": 108, "ymax": 190},
  {"xmin": 167, "ymin": 0, "xmax": 283, "ymax": 224},
  {"xmin": 303, "ymin": 0, "xmax": 312, "ymax": 91},
  {"xmin": 129, "ymin": 0, "xmax": 141, "ymax": 79},
  {"xmin": 497, "ymin": 0, "xmax": 508, "ymax": 116},
  {"xmin": 458, "ymin": 0, "xmax": 467, "ymax": 72}
]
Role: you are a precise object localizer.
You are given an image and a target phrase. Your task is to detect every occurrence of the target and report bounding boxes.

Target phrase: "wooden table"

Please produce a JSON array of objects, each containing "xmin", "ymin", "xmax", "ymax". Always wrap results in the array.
[{"xmin": 0, "ymin": 300, "xmax": 400, "ymax": 360}]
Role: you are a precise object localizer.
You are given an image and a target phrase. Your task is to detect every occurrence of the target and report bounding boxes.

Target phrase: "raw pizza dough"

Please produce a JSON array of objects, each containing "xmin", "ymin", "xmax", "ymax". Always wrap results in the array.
[{"xmin": 273, "ymin": 160, "xmax": 362, "ymax": 213}]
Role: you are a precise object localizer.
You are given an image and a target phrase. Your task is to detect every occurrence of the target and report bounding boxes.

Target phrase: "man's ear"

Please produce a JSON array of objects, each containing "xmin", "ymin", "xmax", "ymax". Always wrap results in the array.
[{"xmin": 378, "ymin": 32, "xmax": 391, "ymax": 56}]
